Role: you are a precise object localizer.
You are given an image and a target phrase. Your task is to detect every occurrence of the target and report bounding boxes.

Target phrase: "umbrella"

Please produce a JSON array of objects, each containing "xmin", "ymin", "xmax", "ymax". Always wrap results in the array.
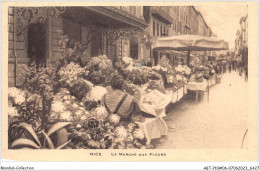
[
  {"xmin": 153, "ymin": 35, "xmax": 228, "ymax": 102},
  {"xmin": 153, "ymin": 35, "xmax": 229, "ymax": 51}
]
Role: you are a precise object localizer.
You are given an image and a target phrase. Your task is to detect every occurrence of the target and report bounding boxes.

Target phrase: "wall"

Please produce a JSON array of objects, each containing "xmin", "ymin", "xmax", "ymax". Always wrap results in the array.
[
  {"xmin": 8, "ymin": 7, "xmax": 29, "ymax": 86},
  {"xmin": 188, "ymin": 6, "xmax": 198, "ymax": 35}
]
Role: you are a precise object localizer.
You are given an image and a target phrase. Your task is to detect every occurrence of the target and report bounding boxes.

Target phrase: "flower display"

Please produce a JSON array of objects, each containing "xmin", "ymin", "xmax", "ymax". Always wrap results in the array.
[
  {"xmin": 8, "ymin": 33, "xmax": 155, "ymax": 150},
  {"xmin": 90, "ymin": 128, "xmax": 103, "ymax": 141},
  {"xmin": 60, "ymin": 111, "xmax": 72, "ymax": 121},
  {"xmin": 58, "ymin": 62, "xmax": 86, "ymax": 85},
  {"xmin": 84, "ymin": 55, "xmax": 115, "ymax": 86},
  {"xmin": 8, "ymin": 106, "xmax": 19, "ymax": 118},
  {"xmin": 92, "ymin": 106, "xmax": 109, "ymax": 121},
  {"xmin": 87, "ymin": 118, "xmax": 99, "ymax": 128},
  {"xmin": 68, "ymin": 78, "xmax": 91, "ymax": 101},
  {"xmin": 127, "ymin": 122, "xmax": 138, "ymax": 132},
  {"xmin": 108, "ymin": 114, "xmax": 120, "ymax": 125},
  {"xmin": 115, "ymin": 126, "xmax": 128, "ymax": 140},
  {"xmin": 122, "ymin": 82, "xmax": 142, "ymax": 101},
  {"xmin": 133, "ymin": 129, "xmax": 145, "ymax": 140},
  {"xmin": 8, "ymin": 87, "xmax": 26, "ymax": 105},
  {"xmin": 51, "ymin": 101, "xmax": 65, "ymax": 113}
]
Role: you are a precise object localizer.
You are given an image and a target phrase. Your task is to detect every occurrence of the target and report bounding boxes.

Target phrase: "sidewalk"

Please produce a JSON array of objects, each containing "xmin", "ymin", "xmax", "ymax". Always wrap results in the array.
[{"xmin": 156, "ymin": 71, "xmax": 248, "ymax": 149}]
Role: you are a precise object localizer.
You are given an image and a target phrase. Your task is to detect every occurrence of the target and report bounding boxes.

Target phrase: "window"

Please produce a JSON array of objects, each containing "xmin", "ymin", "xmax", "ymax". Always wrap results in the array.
[
  {"xmin": 153, "ymin": 21, "xmax": 155, "ymax": 36},
  {"xmin": 160, "ymin": 25, "xmax": 162, "ymax": 37},
  {"xmin": 157, "ymin": 23, "xmax": 159, "ymax": 36}
]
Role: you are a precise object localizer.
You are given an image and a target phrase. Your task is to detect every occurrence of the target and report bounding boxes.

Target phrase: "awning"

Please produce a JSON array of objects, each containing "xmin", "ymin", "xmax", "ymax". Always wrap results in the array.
[
  {"xmin": 153, "ymin": 35, "xmax": 229, "ymax": 51},
  {"xmin": 62, "ymin": 7, "xmax": 147, "ymax": 29}
]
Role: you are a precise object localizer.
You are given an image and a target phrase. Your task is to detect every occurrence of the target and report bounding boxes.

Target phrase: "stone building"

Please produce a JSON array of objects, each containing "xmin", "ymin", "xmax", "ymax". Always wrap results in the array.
[
  {"xmin": 234, "ymin": 7, "xmax": 248, "ymax": 66},
  {"xmin": 8, "ymin": 6, "xmax": 147, "ymax": 86},
  {"xmin": 143, "ymin": 6, "xmax": 213, "ymax": 65},
  {"xmin": 8, "ymin": 6, "xmax": 214, "ymax": 86}
]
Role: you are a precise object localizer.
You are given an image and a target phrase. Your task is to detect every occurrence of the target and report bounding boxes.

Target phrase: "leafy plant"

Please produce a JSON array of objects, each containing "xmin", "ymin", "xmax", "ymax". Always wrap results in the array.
[
  {"xmin": 57, "ymin": 30, "xmax": 91, "ymax": 67},
  {"xmin": 9, "ymin": 122, "xmax": 71, "ymax": 149}
]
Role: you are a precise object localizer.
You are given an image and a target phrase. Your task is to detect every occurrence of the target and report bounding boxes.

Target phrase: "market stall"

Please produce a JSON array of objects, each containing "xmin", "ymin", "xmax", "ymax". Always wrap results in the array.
[{"xmin": 153, "ymin": 35, "xmax": 229, "ymax": 102}]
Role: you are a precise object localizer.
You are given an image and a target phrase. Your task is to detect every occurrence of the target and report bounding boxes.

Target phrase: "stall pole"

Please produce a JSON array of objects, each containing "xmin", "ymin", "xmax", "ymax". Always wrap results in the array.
[{"xmin": 187, "ymin": 50, "xmax": 190, "ymax": 66}]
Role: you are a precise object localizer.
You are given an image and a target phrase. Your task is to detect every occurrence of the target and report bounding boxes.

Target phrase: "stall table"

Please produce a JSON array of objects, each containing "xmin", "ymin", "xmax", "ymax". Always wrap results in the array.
[{"xmin": 187, "ymin": 79, "xmax": 209, "ymax": 101}]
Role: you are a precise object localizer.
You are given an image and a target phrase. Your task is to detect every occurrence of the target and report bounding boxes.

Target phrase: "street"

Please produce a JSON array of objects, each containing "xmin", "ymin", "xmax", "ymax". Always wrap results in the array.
[{"xmin": 157, "ymin": 71, "xmax": 248, "ymax": 149}]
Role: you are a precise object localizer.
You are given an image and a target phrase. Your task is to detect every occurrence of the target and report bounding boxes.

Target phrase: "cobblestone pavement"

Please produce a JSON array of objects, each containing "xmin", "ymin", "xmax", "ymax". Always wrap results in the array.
[{"xmin": 156, "ymin": 71, "xmax": 248, "ymax": 149}]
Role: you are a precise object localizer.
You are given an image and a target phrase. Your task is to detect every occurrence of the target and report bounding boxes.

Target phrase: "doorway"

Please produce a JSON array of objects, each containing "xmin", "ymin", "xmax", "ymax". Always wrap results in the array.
[{"xmin": 27, "ymin": 22, "xmax": 46, "ymax": 68}]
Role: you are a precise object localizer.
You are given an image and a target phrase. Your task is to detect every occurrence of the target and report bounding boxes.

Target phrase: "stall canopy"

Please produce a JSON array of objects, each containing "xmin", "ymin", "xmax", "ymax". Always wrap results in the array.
[{"xmin": 153, "ymin": 35, "xmax": 229, "ymax": 51}]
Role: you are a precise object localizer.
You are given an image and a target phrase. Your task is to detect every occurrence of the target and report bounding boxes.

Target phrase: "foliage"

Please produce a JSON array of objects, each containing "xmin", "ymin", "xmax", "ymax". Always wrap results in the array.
[
  {"xmin": 58, "ymin": 62, "xmax": 91, "ymax": 101},
  {"xmin": 83, "ymin": 55, "xmax": 115, "ymax": 86},
  {"xmin": 57, "ymin": 30, "xmax": 91, "ymax": 67},
  {"xmin": 9, "ymin": 122, "xmax": 71, "ymax": 149},
  {"xmin": 114, "ymin": 58, "xmax": 152, "ymax": 86}
]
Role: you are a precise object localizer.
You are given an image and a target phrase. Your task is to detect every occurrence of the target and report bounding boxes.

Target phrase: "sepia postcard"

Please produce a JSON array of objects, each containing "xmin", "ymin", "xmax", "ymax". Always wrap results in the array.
[{"xmin": 1, "ymin": 1, "xmax": 258, "ymax": 163}]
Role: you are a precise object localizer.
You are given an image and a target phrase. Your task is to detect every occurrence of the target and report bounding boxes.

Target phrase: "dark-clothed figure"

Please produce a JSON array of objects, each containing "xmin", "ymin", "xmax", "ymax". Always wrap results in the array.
[
  {"xmin": 228, "ymin": 64, "xmax": 232, "ymax": 73},
  {"xmin": 245, "ymin": 66, "xmax": 248, "ymax": 82},
  {"xmin": 103, "ymin": 75, "xmax": 139, "ymax": 120}
]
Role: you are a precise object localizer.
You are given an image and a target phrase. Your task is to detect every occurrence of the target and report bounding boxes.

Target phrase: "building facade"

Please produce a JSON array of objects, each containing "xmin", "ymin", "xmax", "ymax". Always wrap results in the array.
[
  {"xmin": 234, "ymin": 7, "xmax": 248, "ymax": 66},
  {"xmin": 8, "ymin": 6, "xmax": 214, "ymax": 86},
  {"xmin": 143, "ymin": 6, "xmax": 213, "ymax": 65},
  {"xmin": 8, "ymin": 6, "xmax": 147, "ymax": 86}
]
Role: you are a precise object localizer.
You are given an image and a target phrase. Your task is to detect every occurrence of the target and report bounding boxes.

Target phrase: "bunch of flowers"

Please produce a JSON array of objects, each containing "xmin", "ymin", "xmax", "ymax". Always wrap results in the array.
[
  {"xmin": 8, "ymin": 87, "xmax": 26, "ymax": 105},
  {"xmin": 49, "ymin": 88, "xmax": 90, "ymax": 122},
  {"xmin": 58, "ymin": 62, "xmax": 86, "ymax": 86},
  {"xmin": 57, "ymin": 30, "xmax": 91, "ymax": 67},
  {"xmin": 68, "ymin": 78, "xmax": 92, "ymax": 101},
  {"xmin": 112, "ymin": 122, "xmax": 149, "ymax": 149},
  {"xmin": 126, "ymin": 69, "xmax": 149, "ymax": 85},
  {"xmin": 114, "ymin": 59, "xmax": 152, "ymax": 86},
  {"xmin": 21, "ymin": 66, "xmax": 55, "ymax": 101},
  {"xmin": 84, "ymin": 55, "xmax": 115, "ymax": 86},
  {"xmin": 122, "ymin": 82, "xmax": 142, "ymax": 101},
  {"xmin": 66, "ymin": 104, "xmax": 152, "ymax": 149},
  {"xmin": 113, "ymin": 58, "xmax": 129, "ymax": 78},
  {"xmin": 108, "ymin": 114, "xmax": 120, "ymax": 125},
  {"xmin": 90, "ymin": 105, "xmax": 109, "ymax": 121},
  {"xmin": 58, "ymin": 62, "xmax": 92, "ymax": 101}
]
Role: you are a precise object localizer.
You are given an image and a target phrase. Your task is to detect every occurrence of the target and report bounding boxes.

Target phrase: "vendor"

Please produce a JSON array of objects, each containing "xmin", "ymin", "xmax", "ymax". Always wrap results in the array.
[{"xmin": 102, "ymin": 75, "xmax": 140, "ymax": 121}]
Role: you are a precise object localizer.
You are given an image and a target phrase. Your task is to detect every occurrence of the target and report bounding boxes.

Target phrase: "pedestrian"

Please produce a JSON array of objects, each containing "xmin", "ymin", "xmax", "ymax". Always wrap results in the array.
[
  {"xmin": 228, "ymin": 64, "xmax": 232, "ymax": 73},
  {"xmin": 245, "ymin": 66, "xmax": 248, "ymax": 82},
  {"xmin": 239, "ymin": 69, "xmax": 242, "ymax": 76}
]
